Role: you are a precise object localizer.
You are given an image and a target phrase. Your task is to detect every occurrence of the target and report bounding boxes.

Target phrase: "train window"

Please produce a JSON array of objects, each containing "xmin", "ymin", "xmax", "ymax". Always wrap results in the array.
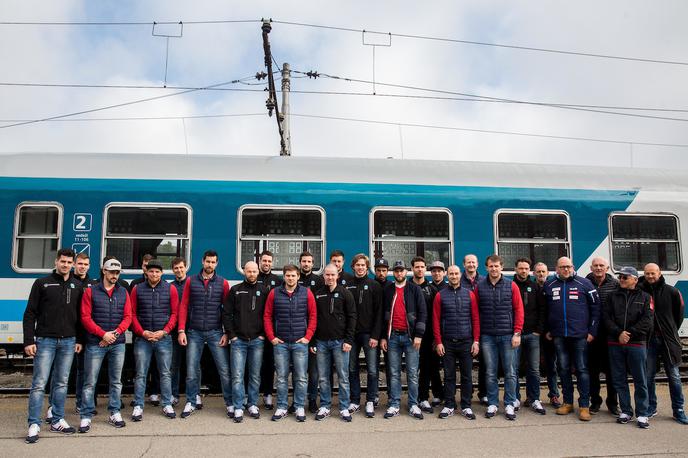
[
  {"xmin": 238, "ymin": 205, "xmax": 325, "ymax": 273},
  {"xmin": 13, "ymin": 203, "xmax": 63, "ymax": 272},
  {"xmin": 371, "ymin": 207, "xmax": 453, "ymax": 268},
  {"xmin": 610, "ymin": 213, "xmax": 681, "ymax": 272},
  {"xmin": 103, "ymin": 203, "xmax": 191, "ymax": 272},
  {"xmin": 495, "ymin": 210, "xmax": 571, "ymax": 270}
]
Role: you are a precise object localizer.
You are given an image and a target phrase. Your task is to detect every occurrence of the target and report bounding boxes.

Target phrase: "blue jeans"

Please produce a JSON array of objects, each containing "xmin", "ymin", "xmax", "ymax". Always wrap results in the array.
[
  {"xmin": 481, "ymin": 334, "xmax": 517, "ymax": 407},
  {"xmin": 349, "ymin": 332, "xmax": 379, "ymax": 404},
  {"xmin": 514, "ymin": 333, "xmax": 541, "ymax": 402},
  {"xmin": 542, "ymin": 335, "xmax": 560, "ymax": 398},
  {"xmin": 307, "ymin": 351, "xmax": 319, "ymax": 402},
  {"xmin": 185, "ymin": 329, "xmax": 232, "ymax": 406},
  {"xmin": 273, "ymin": 342, "xmax": 309, "ymax": 410},
  {"xmin": 387, "ymin": 332, "xmax": 420, "ymax": 409},
  {"xmin": 553, "ymin": 336, "xmax": 590, "ymax": 407},
  {"xmin": 647, "ymin": 335, "xmax": 684, "ymax": 414},
  {"xmin": 608, "ymin": 344, "xmax": 649, "ymax": 417},
  {"xmin": 27, "ymin": 337, "xmax": 76, "ymax": 426},
  {"xmin": 316, "ymin": 340, "xmax": 351, "ymax": 411},
  {"xmin": 81, "ymin": 343, "xmax": 125, "ymax": 419},
  {"xmin": 170, "ymin": 334, "xmax": 183, "ymax": 398},
  {"xmin": 231, "ymin": 337, "xmax": 265, "ymax": 410},
  {"xmin": 134, "ymin": 335, "xmax": 173, "ymax": 408}
]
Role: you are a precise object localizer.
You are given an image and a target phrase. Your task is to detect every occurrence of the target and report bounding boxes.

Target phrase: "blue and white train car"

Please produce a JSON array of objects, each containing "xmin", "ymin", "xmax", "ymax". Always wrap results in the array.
[{"xmin": 1, "ymin": 152, "xmax": 687, "ymax": 347}]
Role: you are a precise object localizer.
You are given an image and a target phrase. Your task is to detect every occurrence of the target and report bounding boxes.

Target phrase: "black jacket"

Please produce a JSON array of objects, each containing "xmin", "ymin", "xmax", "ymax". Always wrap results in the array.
[
  {"xmin": 513, "ymin": 276, "xmax": 546, "ymax": 335},
  {"xmin": 223, "ymin": 280, "xmax": 268, "ymax": 340},
  {"xmin": 414, "ymin": 279, "xmax": 438, "ymax": 337},
  {"xmin": 298, "ymin": 272, "xmax": 324, "ymax": 291},
  {"xmin": 382, "ymin": 281, "xmax": 427, "ymax": 339},
  {"xmin": 586, "ymin": 272, "xmax": 619, "ymax": 338},
  {"xmin": 603, "ymin": 287, "xmax": 653, "ymax": 346},
  {"xmin": 337, "ymin": 271, "xmax": 355, "ymax": 286},
  {"xmin": 313, "ymin": 284, "xmax": 357, "ymax": 344},
  {"xmin": 257, "ymin": 271, "xmax": 282, "ymax": 291},
  {"xmin": 345, "ymin": 275, "xmax": 383, "ymax": 339},
  {"xmin": 639, "ymin": 276, "xmax": 684, "ymax": 365},
  {"xmin": 23, "ymin": 271, "xmax": 83, "ymax": 346}
]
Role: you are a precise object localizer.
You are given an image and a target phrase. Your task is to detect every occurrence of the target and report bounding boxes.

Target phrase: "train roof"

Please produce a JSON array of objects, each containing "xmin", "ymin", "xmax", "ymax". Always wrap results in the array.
[{"xmin": 1, "ymin": 152, "xmax": 687, "ymax": 191}]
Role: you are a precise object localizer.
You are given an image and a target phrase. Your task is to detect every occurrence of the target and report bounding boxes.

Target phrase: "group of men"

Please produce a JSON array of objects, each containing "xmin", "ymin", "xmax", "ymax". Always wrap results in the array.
[{"xmin": 22, "ymin": 247, "xmax": 686, "ymax": 443}]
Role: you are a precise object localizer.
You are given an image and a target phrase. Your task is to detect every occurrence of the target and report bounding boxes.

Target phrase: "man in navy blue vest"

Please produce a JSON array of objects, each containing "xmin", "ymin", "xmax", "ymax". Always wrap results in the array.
[
  {"xmin": 170, "ymin": 257, "xmax": 190, "ymax": 408},
  {"xmin": 476, "ymin": 254, "xmax": 524, "ymax": 421},
  {"xmin": 433, "ymin": 265, "xmax": 480, "ymax": 420},
  {"xmin": 461, "ymin": 253, "xmax": 487, "ymax": 405},
  {"xmin": 380, "ymin": 261, "xmax": 427, "ymax": 420},
  {"xmin": 177, "ymin": 250, "xmax": 233, "ymax": 419},
  {"xmin": 130, "ymin": 259, "xmax": 179, "ymax": 421},
  {"xmin": 79, "ymin": 258, "xmax": 132, "ymax": 433},
  {"xmin": 263, "ymin": 264, "xmax": 317, "ymax": 422},
  {"xmin": 543, "ymin": 256, "xmax": 600, "ymax": 422},
  {"xmin": 23, "ymin": 248, "xmax": 82, "ymax": 443}
]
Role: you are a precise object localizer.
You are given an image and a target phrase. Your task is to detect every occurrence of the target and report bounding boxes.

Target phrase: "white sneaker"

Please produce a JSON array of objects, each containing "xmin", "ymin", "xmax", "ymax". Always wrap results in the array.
[
  {"xmin": 226, "ymin": 405, "xmax": 235, "ymax": 418},
  {"xmin": 348, "ymin": 403, "xmax": 360, "ymax": 414},
  {"xmin": 505, "ymin": 404, "xmax": 516, "ymax": 420},
  {"xmin": 181, "ymin": 402, "xmax": 195, "ymax": 418},
  {"xmin": 461, "ymin": 408, "xmax": 476, "ymax": 420},
  {"xmin": 384, "ymin": 406, "xmax": 400, "ymax": 418},
  {"xmin": 171, "ymin": 396, "xmax": 179, "ymax": 406},
  {"xmin": 131, "ymin": 405, "xmax": 143, "ymax": 422},
  {"xmin": 340, "ymin": 409, "xmax": 352, "ymax": 422},
  {"xmin": 233, "ymin": 409, "xmax": 244, "ymax": 423},
  {"xmin": 108, "ymin": 412, "xmax": 126, "ymax": 428},
  {"xmin": 365, "ymin": 401, "xmax": 375, "ymax": 418},
  {"xmin": 78, "ymin": 418, "xmax": 91, "ymax": 434},
  {"xmin": 162, "ymin": 405, "xmax": 176, "ymax": 419},
  {"xmin": 315, "ymin": 407, "xmax": 331, "ymax": 420},
  {"xmin": 295, "ymin": 407, "xmax": 306, "ymax": 422},
  {"xmin": 264, "ymin": 394, "xmax": 274, "ymax": 409},
  {"xmin": 44, "ymin": 406, "xmax": 53, "ymax": 424},
  {"xmin": 438, "ymin": 407, "xmax": 454, "ymax": 419},
  {"xmin": 420, "ymin": 400, "xmax": 433, "ymax": 413},
  {"xmin": 248, "ymin": 405, "xmax": 260, "ymax": 418},
  {"xmin": 49, "ymin": 418, "xmax": 76, "ymax": 434},
  {"xmin": 409, "ymin": 405, "xmax": 424, "ymax": 419},
  {"xmin": 195, "ymin": 395, "xmax": 203, "ymax": 409},
  {"xmin": 26, "ymin": 423, "xmax": 40, "ymax": 443},
  {"xmin": 512, "ymin": 399, "xmax": 521, "ymax": 411},
  {"xmin": 148, "ymin": 394, "xmax": 160, "ymax": 406},
  {"xmin": 485, "ymin": 405, "xmax": 498, "ymax": 418},
  {"xmin": 532, "ymin": 400, "xmax": 546, "ymax": 414}
]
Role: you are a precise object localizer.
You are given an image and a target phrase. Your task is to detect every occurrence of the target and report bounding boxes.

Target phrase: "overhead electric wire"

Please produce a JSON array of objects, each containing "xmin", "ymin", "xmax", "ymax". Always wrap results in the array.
[{"xmin": 0, "ymin": 19, "xmax": 259, "ymax": 26}]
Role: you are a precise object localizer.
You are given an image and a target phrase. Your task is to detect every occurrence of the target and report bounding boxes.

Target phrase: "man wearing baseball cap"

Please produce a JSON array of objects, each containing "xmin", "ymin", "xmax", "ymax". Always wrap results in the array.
[
  {"xmin": 429, "ymin": 261, "xmax": 448, "ymax": 291},
  {"xmin": 380, "ymin": 261, "xmax": 427, "ymax": 420},
  {"xmin": 130, "ymin": 259, "xmax": 179, "ymax": 421},
  {"xmin": 603, "ymin": 266, "xmax": 653, "ymax": 428},
  {"xmin": 374, "ymin": 258, "xmax": 390, "ymax": 288},
  {"xmin": 79, "ymin": 258, "xmax": 132, "ymax": 433}
]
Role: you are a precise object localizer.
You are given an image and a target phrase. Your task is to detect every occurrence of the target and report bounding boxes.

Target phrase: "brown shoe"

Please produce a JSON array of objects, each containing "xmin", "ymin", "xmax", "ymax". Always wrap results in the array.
[
  {"xmin": 556, "ymin": 403, "xmax": 574, "ymax": 415},
  {"xmin": 579, "ymin": 407, "xmax": 592, "ymax": 421}
]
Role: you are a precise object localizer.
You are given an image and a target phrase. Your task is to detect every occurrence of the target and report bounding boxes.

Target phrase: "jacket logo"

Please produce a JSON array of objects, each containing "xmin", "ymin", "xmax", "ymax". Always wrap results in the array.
[
  {"xmin": 310, "ymin": 280, "xmax": 315, "ymax": 286},
  {"xmin": 256, "ymin": 291, "xmax": 261, "ymax": 296},
  {"xmin": 364, "ymin": 285, "xmax": 368, "ymax": 290},
  {"xmin": 271, "ymin": 280, "xmax": 275, "ymax": 285},
  {"xmin": 526, "ymin": 287, "xmax": 531, "ymax": 292},
  {"xmin": 334, "ymin": 293, "xmax": 339, "ymax": 298},
  {"xmin": 341, "ymin": 280, "xmax": 347, "ymax": 285},
  {"xmin": 236, "ymin": 291, "xmax": 248, "ymax": 295}
]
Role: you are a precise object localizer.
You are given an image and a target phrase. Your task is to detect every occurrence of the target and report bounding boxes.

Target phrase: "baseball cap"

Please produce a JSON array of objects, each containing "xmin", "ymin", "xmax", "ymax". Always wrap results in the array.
[
  {"xmin": 146, "ymin": 259, "xmax": 164, "ymax": 271},
  {"xmin": 374, "ymin": 258, "xmax": 390, "ymax": 268},
  {"xmin": 103, "ymin": 259, "xmax": 122, "ymax": 271},
  {"xmin": 617, "ymin": 266, "xmax": 639, "ymax": 278},
  {"xmin": 429, "ymin": 261, "xmax": 445, "ymax": 271},
  {"xmin": 392, "ymin": 260, "xmax": 407, "ymax": 271}
]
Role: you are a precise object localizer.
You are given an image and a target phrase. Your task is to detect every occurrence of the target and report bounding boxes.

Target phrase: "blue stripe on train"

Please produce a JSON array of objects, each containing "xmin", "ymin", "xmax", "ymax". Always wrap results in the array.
[{"xmin": 0, "ymin": 300, "xmax": 26, "ymax": 321}]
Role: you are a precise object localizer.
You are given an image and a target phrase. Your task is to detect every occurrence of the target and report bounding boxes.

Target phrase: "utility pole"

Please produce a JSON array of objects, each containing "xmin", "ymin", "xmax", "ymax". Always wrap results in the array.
[
  {"xmin": 280, "ymin": 63, "xmax": 291, "ymax": 156},
  {"xmin": 261, "ymin": 18, "xmax": 289, "ymax": 156}
]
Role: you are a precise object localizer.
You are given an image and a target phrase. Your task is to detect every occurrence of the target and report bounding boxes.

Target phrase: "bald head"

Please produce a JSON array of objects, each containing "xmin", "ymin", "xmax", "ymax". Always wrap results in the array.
[
  {"xmin": 643, "ymin": 263, "xmax": 662, "ymax": 284},
  {"xmin": 447, "ymin": 265, "xmax": 461, "ymax": 286},
  {"xmin": 556, "ymin": 256, "xmax": 574, "ymax": 279},
  {"xmin": 243, "ymin": 261, "xmax": 259, "ymax": 283}
]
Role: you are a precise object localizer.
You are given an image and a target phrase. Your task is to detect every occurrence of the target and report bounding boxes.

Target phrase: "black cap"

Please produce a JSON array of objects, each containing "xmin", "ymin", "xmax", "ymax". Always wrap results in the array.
[
  {"xmin": 374, "ymin": 258, "xmax": 390, "ymax": 268},
  {"xmin": 392, "ymin": 260, "xmax": 407, "ymax": 271},
  {"xmin": 146, "ymin": 259, "xmax": 164, "ymax": 271}
]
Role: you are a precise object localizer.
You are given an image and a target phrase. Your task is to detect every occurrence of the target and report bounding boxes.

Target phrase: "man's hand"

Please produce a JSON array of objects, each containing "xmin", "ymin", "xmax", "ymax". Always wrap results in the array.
[
  {"xmin": 75, "ymin": 343, "xmax": 83, "ymax": 354},
  {"xmin": 296, "ymin": 337, "xmax": 309, "ymax": 345},
  {"xmin": 271, "ymin": 337, "xmax": 284, "ymax": 345},
  {"xmin": 102, "ymin": 331, "xmax": 117, "ymax": 344},
  {"xmin": 545, "ymin": 332, "xmax": 553, "ymax": 341},
  {"xmin": 413, "ymin": 337, "xmax": 422, "ymax": 350},
  {"xmin": 143, "ymin": 330, "xmax": 156, "ymax": 342},
  {"xmin": 587, "ymin": 333, "xmax": 595, "ymax": 343},
  {"xmin": 618, "ymin": 331, "xmax": 631, "ymax": 345},
  {"xmin": 369, "ymin": 338, "xmax": 378, "ymax": 349},
  {"xmin": 24, "ymin": 344, "xmax": 36, "ymax": 357},
  {"xmin": 380, "ymin": 339, "xmax": 387, "ymax": 352},
  {"xmin": 512, "ymin": 334, "xmax": 521, "ymax": 349},
  {"xmin": 435, "ymin": 343, "xmax": 445, "ymax": 357},
  {"xmin": 342, "ymin": 343, "xmax": 352, "ymax": 352},
  {"xmin": 219, "ymin": 334, "xmax": 228, "ymax": 347},
  {"xmin": 178, "ymin": 333, "xmax": 187, "ymax": 346},
  {"xmin": 471, "ymin": 341, "xmax": 480, "ymax": 357}
]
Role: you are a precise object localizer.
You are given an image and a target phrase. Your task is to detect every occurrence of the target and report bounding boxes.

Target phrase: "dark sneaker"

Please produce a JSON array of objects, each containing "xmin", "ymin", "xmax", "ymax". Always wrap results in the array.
[
  {"xmin": 589, "ymin": 403, "xmax": 601, "ymax": 414},
  {"xmin": 149, "ymin": 394, "xmax": 160, "ymax": 407},
  {"xmin": 673, "ymin": 410, "xmax": 688, "ymax": 425},
  {"xmin": 549, "ymin": 396, "xmax": 562, "ymax": 408},
  {"xmin": 315, "ymin": 407, "xmax": 331, "ymax": 421},
  {"xmin": 431, "ymin": 398, "xmax": 442, "ymax": 407},
  {"xmin": 523, "ymin": 399, "xmax": 533, "ymax": 408},
  {"xmin": 409, "ymin": 405, "xmax": 424, "ymax": 420},
  {"xmin": 131, "ymin": 406, "xmax": 143, "ymax": 422},
  {"xmin": 608, "ymin": 405, "xmax": 621, "ymax": 417},
  {"xmin": 308, "ymin": 399, "xmax": 318, "ymax": 414},
  {"xmin": 288, "ymin": 404, "xmax": 296, "ymax": 414},
  {"xmin": 108, "ymin": 412, "xmax": 126, "ymax": 428},
  {"xmin": 373, "ymin": 397, "xmax": 380, "ymax": 408},
  {"xmin": 461, "ymin": 408, "xmax": 476, "ymax": 420},
  {"xmin": 271, "ymin": 408, "xmax": 288, "ymax": 421},
  {"xmin": 480, "ymin": 396, "xmax": 489, "ymax": 406},
  {"xmin": 616, "ymin": 413, "xmax": 631, "ymax": 424},
  {"xmin": 25, "ymin": 424, "xmax": 40, "ymax": 444},
  {"xmin": 264, "ymin": 394, "xmax": 274, "ymax": 410},
  {"xmin": 49, "ymin": 418, "xmax": 76, "ymax": 434},
  {"xmin": 295, "ymin": 407, "xmax": 306, "ymax": 422},
  {"xmin": 648, "ymin": 410, "xmax": 658, "ymax": 418},
  {"xmin": 78, "ymin": 419, "xmax": 91, "ymax": 434},
  {"xmin": 438, "ymin": 407, "xmax": 454, "ymax": 419}
]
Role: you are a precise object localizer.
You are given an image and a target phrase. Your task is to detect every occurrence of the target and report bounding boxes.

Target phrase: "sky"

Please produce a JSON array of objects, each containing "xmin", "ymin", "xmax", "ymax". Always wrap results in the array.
[{"xmin": 1, "ymin": 0, "xmax": 687, "ymax": 168}]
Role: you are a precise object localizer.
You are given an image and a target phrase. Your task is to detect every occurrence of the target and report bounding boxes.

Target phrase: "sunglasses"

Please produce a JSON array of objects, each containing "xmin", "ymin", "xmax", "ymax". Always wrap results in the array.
[{"xmin": 618, "ymin": 274, "xmax": 634, "ymax": 280}]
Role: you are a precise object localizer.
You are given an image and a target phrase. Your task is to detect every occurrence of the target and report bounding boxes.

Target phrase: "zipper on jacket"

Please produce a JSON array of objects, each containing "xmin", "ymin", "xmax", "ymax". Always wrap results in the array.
[{"xmin": 563, "ymin": 282, "xmax": 568, "ymax": 337}]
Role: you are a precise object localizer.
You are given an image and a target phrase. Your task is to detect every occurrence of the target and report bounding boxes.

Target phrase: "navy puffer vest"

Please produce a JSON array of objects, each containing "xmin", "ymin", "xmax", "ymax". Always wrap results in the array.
[
  {"xmin": 439, "ymin": 285, "xmax": 474, "ymax": 340},
  {"xmin": 272, "ymin": 285, "xmax": 309, "ymax": 342},
  {"xmin": 477, "ymin": 276, "xmax": 514, "ymax": 336},
  {"xmin": 135, "ymin": 281, "xmax": 172, "ymax": 331},
  {"xmin": 188, "ymin": 272, "xmax": 225, "ymax": 331},
  {"xmin": 89, "ymin": 283, "xmax": 128, "ymax": 345}
]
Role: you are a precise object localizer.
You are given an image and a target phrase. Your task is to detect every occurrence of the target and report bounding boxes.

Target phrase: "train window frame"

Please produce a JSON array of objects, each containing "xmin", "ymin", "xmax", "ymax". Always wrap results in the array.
[
  {"xmin": 236, "ymin": 204, "xmax": 326, "ymax": 275},
  {"xmin": 101, "ymin": 202, "xmax": 193, "ymax": 274},
  {"xmin": 12, "ymin": 202, "xmax": 64, "ymax": 273},
  {"xmin": 369, "ymin": 206, "xmax": 454, "ymax": 274},
  {"xmin": 608, "ymin": 212, "xmax": 682, "ymax": 274},
  {"xmin": 493, "ymin": 209, "xmax": 572, "ymax": 274}
]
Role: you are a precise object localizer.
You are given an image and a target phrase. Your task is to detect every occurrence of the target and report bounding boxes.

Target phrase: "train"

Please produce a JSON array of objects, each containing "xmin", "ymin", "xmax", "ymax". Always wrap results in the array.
[{"xmin": 1, "ymin": 151, "xmax": 687, "ymax": 351}]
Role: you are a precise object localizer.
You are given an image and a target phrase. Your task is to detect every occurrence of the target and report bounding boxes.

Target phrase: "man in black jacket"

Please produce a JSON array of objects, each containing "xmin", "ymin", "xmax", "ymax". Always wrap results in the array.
[
  {"xmin": 313, "ymin": 264, "xmax": 357, "ymax": 422},
  {"xmin": 23, "ymin": 248, "xmax": 82, "ymax": 443},
  {"xmin": 224, "ymin": 261, "xmax": 268, "ymax": 422},
  {"xmin": 346, "ymin": 253, "xmax": 383, "ymax": 417},
  {"xmin": 257, "ymin": 250, "xmax": 281, "ymax": 410},
  {"xmin": 298, "ymin": 251, "xmax": 324, "ymax": 413},
  {"xmin": 640, "ymin": 263, "xmax": 687, "ymax": 424},
  {"xmin": 513, "ymin": 258, "xmax": 547, "ymax": 415},
  {"xmin": 586, "ymin": 257, "xmax": 620, "ymax": 415},
  {"xmin": 603, "ymin": 266, "xmax": 653, "ymax": 428},
  {"xmin": 380, "ymin": 261, "xmax": 427, "ymax": 420}
]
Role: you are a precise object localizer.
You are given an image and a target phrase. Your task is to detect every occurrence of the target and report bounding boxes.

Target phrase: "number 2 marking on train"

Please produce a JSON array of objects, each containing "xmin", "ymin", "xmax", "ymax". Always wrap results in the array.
[{"xmin": 73, "ymin": 213, "xmax": 92, "ymax": 232}]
